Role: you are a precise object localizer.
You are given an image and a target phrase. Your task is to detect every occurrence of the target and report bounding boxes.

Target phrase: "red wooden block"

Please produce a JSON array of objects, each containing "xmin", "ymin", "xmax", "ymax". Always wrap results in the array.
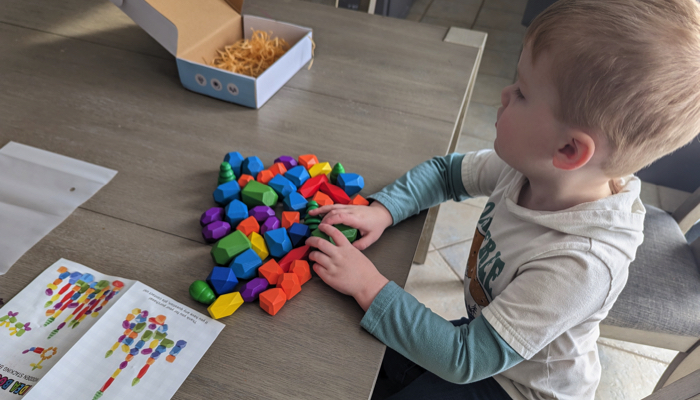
[
  {"xmin": 278, "ymin": 245, "xmax": 312, "ymax": 272},
  {"xmin": 281, "ymin": 211, "xmax": 300, "ymax": 229},
  {"xmin": 258, "ymin": 259, "xmax": 284, "ymax": 286},
  {"xmin": 269, "ymin": 162, "xmax": 288, "ymax": 177},
  {"xmin": 259, "ymin": 288, "xmax": 286, "ymax": 316},
  {"xmin": 298, "ymin": 174, "xmax": 329, "ymax": 198},
  {"xmin": 311, "ymin": 191, "xmax": 333, "ymax": 207},
  {"xmin": 257, "ymin": 170, "xmax": 274, "ymax": 185},
  {"xmin": 289, "ymin": 260, "xmax": 312, "ymax": 285},
  {"xmin": 350, "ymin": 194, "xmax": 370, "ymax": 206},
  {"xmin": 319, "ymin": 182, "xmax": 351, "ymax": 205},
  {"xmin": 236, "ymin": 216, "xmax": 260, "ymax": 236},
  {"xmin": 298, "ymin": 154, "xmax": 319, "ymax": 170},
  {"xmin": 276, "ymin": 273, "xmax": 302, "ymax": 300},
  {"xmin": 238, "ymin": 174, "xmax": 255, "ymax": 188}
]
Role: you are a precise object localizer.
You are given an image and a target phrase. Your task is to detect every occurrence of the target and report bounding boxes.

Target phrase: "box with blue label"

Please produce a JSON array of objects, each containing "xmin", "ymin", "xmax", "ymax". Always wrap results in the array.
[{"xmin": 108, "ymin": 0, "xmax": 313, "ymax": 108}]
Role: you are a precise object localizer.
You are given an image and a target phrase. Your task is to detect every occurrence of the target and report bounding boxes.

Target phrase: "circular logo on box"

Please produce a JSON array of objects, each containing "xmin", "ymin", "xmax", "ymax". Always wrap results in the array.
[
  {"xmin": 195, "ymin": 74, "xmax": 207, "ymax": 86},
  {"xmin": 227, "ymin": 83, "xmax": 239, "ymax": 96},
  {"xmin": 211, "ymin": 79, "xmax": 222, "ymax": 91}
]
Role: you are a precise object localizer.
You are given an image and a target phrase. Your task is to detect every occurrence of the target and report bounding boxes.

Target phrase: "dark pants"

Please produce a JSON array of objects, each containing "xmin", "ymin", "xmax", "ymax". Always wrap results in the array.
[{"xmin": 371, "ymin": 318, "xmax": 512, "ymax": 400}]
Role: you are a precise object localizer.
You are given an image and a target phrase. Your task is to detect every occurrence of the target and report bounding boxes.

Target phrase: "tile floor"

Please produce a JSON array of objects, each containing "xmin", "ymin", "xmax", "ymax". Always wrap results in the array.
[{"xmin": 300, "ymin": 0, "xmax": 692, "ymax": 398}]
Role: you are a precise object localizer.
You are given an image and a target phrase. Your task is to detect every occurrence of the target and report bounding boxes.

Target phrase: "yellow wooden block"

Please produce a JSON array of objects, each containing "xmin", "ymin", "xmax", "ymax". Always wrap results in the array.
[
  {"xmin": 207, "ymin": 292, "xmax": 244, "ymax": 319},
  {"xmin": 308, "ymin": 162, "xmax": 331, "ymax": 178},
  {"xmin": 247, "ymin": 231, "xmax": 269, "ymax": 260}
]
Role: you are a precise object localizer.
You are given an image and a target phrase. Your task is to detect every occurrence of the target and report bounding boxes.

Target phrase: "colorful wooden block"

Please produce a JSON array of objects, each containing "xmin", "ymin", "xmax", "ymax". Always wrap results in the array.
[
  {"xmin": 258, "ymin": 259, "xmax": 284, "ymax": 285},
  {"xmin": 337, "ymin": 173, "xmax": 365, "ymax": 196},
  {"xmin": 240, "ymin": 277, "xmax": 269, "ymax": 302},
  {"xmin": 189, "ymin": 280, "xmax": 216, "ymax": 305},
  {"xmin": 247, "ymin": 231, "xmax": 269, "ymax": 260},
  {"xmin": 276, "ymin": 273, "xmax": 301, "ymax": 300},
  {"xmin": 284, "ymin": 165, "xmax": 310, "ymax": 188},
  {"xmin": 281, "ymin": 212, "xmax": 300, "ymax": 229},
  {"xmin": 278, "ymin": 245, "xmax": 312, "ymax": 272},
  {"xmin": 238, "ymin": 174, "xmax": 255, "ymax": 188},
  {"xmin": 298, "ymin": 174, "xmax": 328, "ymax": 198},
  {"xmin": 303, "ymin": 201, "xmax": 322, "ymax": 231},
  {"xmin": 218, "ymin": 162, "xmax": 236, "ymax": 185},
  {"xmin": 230, "ymin": 248, "xmax": 263, "ymax": 280},
  {"xmin": 213, "ymin": 180, "xmax": 241, "ymax": 205},
  {"xmin": 259, "ymin": 288, "xmax": 286, "ymax": 316},
  {"xmin": 256, "ymin": 169, "xmax": 274, "ymax": 185},
  {"xmin": 236, "ymin": 216, "xmax": 260, "ymax": 237},
  {"xmin": 289, "ymin": 260, "xmax": 312, "ymax": 285},
  {"xmin": 350, "ymin": 194, "xmax": 370, "ymax": 206},
  {"xmin": 308, "ymin": 162, "xmax": 332, "ymax": 178},
  {"xmin": 241, "ymin": 181, "xmax": 279, "ymax": 208},
  {"xmin": 275, "ymin": 155, "xmax": 298, "ymax": 170},
  {"xmin": 224, "ymin": 151, "xmax": 245, "ymax": 177},
  {"xmin": 224, "ymin": 199, "xmax": 249, "ymax": 226},
  {"xmin": 202, "ymin": 220, "xmax": 232, "ymax": 242},
  {"xmin": 207, "ymin": 292, "xmax": 244, "ymax": 319},
  {"xmin": 260, "ymin": 216, "xmax": 281, "ymax": 236},
  {"xmin": 264, "ymin": 228, "xmax": 293, "ymax": 259},
  {"xmin": 268, "ymin": 174, "xmax": 297, "ymax": 198},
  {"xmin": 310, "ymin": 228, "xmax": 332, "ymax": 244},
  {"xmin": 330, "ymin": 162, "xmax": 345, "ymax": 185},
  {"xmin": 312, "ymin": 191, "xmax": 333, "ymax": 207},
  {"xmin": 242, "ymin": 156, "xmax": 264, "ymax": 178},
  {"xmin": 298, "ymin": 154, "xmax": 318, "ymax": 170},
  {"xmin": 211, "ymin": 230, "xmax": 251, "ymax": 265},
  {"xmin": 319, "ymin": 182, "xmax": 351, "ymax": 204},
  {"xmin": 288, "ymin": 223, "xmax": 311, "ymax": 247},
  {"xmin": 206, "ymin": 266, "xmax": 238, "ymax": 296},
  {"xmin": 310, "ymin": 224, "xmax": 358, "ymax": 245},
  {"xmin": 269, "ymin": 162, "xmax": 288, "ymax": 176},
  {"xmin": 283, "ymin": 192, "xmax": 308, "ymax": 213},
  {"xmin": 250, "ymin": 205, "xmax": 276, "ymax": 222},
  {"xmin": 200, "ymin": 207, "xmax": 224, "ymax": 226}
]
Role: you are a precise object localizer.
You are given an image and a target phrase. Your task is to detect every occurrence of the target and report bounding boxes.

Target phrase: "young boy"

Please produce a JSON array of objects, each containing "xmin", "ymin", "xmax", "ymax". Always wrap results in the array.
[{"xmin": 305, "ymin": 0, "xmax": 700, "ymax": 399}]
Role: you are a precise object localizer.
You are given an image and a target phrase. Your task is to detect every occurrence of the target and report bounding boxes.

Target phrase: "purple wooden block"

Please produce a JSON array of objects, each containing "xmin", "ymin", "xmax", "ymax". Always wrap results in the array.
[
  {"xmin": 200, "ymin": 207, "xmax": 224, "ymax": 226},
  {"xmin": 202, "ymin": 221, "xmax": 232, "ymax": 242},
  {"xmin": 260, "ymin": 217, "xmax": 280, "ymax": 236},
  {"xmin": 274, "ymin": 155, "xmax": 298, "ymax": 170},
  {"xmin": 240, "ymin": 277, "xmax": 269, "ymax": 302},
  {"xmin": 250, "ymin": 205, "xmax": 275, "ymax": 223}
]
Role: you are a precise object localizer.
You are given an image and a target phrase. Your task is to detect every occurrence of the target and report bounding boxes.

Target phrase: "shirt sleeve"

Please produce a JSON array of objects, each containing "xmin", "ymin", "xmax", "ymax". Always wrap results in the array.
[{"xmin": 361, "ymin": 281, "xmax": 524, "ymax": 384}]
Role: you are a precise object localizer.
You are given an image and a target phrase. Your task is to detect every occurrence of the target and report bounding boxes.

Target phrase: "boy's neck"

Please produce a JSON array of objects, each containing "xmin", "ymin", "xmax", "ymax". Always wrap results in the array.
[{"xmin": 517, "ymin": 173, "xmax": 614, "ymax": 212}]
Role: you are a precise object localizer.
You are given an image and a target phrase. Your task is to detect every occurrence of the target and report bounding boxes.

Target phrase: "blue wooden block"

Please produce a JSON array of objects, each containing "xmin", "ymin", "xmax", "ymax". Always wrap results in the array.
[
  {"xmin": 288, "ymin": 222, "xmax": 311, "ymax": 248},
  {"xmin": 283, "ymin": 192, "xmax": 308, "ymax": 213},
  {"xmin": 284, "ymin": 165, "xmax": 310, "ymax": 188},
  {"xmin": 268, "ymin": 174, "xmax": 297, "ymax": 198},
  {"xmin": 224, "ymin": 152, "xmax": 245, "ymax": 177},
  {"xmin": 213, "ymin": 180, "xmax": 241, "ymax": 205},
  {"xmin": 229, "ymin": 248, "xmax": 263, "ymax": 280},
  {"xmin": 207, "ymin": 266, "xmax": 238, "ymax": 296},
  {"xmin": 242, "ymin": 156, "xmax": 265, "ymax": 178},
  {"xmin": 337, "ymin": 173, "xmax": 365, "ymax": 196},
  {"xmin": 224, "ymin": 199, "xmax": 249, "ymax": 227},
  {"xmin": 264, "ymin": 228, "xmax": 293, "ymax": 258}
]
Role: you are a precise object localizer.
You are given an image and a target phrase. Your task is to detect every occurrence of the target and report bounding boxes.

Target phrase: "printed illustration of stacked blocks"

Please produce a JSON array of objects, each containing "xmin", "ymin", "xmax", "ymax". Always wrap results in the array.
[{"xmin": 193, "ymin": 153, "xmax": 368, "ymax": 318}]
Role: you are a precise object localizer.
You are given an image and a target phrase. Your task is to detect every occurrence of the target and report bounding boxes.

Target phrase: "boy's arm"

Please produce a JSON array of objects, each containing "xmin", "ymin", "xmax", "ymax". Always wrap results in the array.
[{"xmin": 361, "ymin": 282, "xmax": 524, "ymax": 384}]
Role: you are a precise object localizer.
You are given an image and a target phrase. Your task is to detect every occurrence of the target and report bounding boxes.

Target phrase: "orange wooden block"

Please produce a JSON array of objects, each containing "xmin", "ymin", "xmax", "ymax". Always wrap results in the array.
[
  {"xmin": 257, "ymin": 170, "xmax": 274, "ymax": 184},
  {"xmin": 236, "ymin": 216, "xmax": 260, "ymax": 236},
  {"xmin": 312, "ymin": 191, "xmax": 334, "ymax": 207},
  {"xmin": 298, "ymin": 154, "xmax": 318, "ymax": 170},
  {"xmin": 350, "ymin": 194, "xmax": 370, "ymax": 206},
  {"xmin": 238, "ymin": 174, "xmax": 255, "ymax": 188},
  {"xmin": 269, "ymin": 162, "xmax": 288, "ymax": 176},
  {"xmin": 289, "ymin": 260, "xmax": 312, "ymax": 285},
  {"xmin": 258, "ymin": 259, "xmax": 284, "ymax": 285},
  {"xmin": 278, "ymin": 245, "xmax": 312, "ymax": 272},
  {"xmin": 259, "ymin": 288, "xmax": 286, "ymax": 316},
  {"xmin": 276, "ymin": 273, "xmax": 302, "ymax": 300},
  {"xmin": 281, "ymin": 211, "xmax": 300, "ymax": 229}
]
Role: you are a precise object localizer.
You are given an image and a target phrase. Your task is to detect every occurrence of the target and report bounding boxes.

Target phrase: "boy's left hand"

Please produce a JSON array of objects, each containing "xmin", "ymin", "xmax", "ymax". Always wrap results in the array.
[{"xmin": 306, "ymin": 223, "xmax": 389, "ymax": 312}]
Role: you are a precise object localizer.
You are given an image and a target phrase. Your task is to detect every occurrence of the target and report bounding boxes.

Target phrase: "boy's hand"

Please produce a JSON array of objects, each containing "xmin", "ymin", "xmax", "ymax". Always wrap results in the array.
[
  {"xmin": 306, "ymin": 223, "xmax": 389, "ymax": 312},
  {"xmin": 308, "ymin": 201, "xmax": 393, "ymax": 251}
]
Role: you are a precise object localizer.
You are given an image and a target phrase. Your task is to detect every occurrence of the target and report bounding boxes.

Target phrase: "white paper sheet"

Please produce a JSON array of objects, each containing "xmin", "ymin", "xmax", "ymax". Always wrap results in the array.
[{"xmin": 0, "ymin": 142, "xmax": 117, "ymax": 274}]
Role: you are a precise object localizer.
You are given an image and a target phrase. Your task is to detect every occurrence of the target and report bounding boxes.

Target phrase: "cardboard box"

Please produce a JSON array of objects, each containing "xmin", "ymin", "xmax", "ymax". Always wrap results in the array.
[{"xmin": 108, "ymin": 0, "xmax": 313, "ymax": 108}]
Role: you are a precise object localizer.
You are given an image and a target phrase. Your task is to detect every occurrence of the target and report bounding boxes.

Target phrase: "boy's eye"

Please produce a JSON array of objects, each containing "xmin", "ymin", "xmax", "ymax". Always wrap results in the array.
[{"xmin": 514, "ymin": 88, "xmax": 525, "ymax": 99}]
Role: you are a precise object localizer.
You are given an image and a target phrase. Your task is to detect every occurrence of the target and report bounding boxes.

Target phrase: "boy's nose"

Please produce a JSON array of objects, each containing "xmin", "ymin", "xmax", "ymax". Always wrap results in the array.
[{"xmin": 500, "ymin": 85, "xmax": 511, "ymax": 107}]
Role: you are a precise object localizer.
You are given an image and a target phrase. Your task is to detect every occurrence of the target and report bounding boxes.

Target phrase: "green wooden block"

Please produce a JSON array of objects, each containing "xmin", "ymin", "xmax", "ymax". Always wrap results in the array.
[
  {"xmin": 211, "ymin": 230, "xmax": 251, "ymax": 265},
  {"xmin": 310, "ymin": 228, "xmax": 333, "ymax": 244},
  {"xmin": 310, "ymin": 224, "xmax": 357, "ymax": 245},
  {"xmin": 218, "ymin": 162, "xmax": 236, "ymax": 185},
  {"xmin": 330, "ymin": 162, "xmax": 345, "ymax": 185},
  {"xmin": 241, "ymin": 180, "xmax": 279, "ymax": 207}
]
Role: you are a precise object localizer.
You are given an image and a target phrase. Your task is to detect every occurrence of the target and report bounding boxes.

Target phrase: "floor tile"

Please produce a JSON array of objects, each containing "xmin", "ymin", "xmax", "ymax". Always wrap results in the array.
[
  {"xmin": 658, "ymin": 185, "xmax": 692, "ymax": 213},
  {"xmin": 473, "ymin": 7, "xmax": 527, "ymax": 33},
  {"xmin": 437, "ymin": 240, "xmax": 471, "ymax": 278},
  {"xmin": 471, "ymin": 74, "xmax": 513, "ymax": 106},
  {"xmin": 455, "ymin": 133, "xmax": 494, "ymax": 154},
  {"xmin": 461, "ymin": 102, "xmax": 498, "ymax": 141},
  {"xmin": 404, "ymin": 250, "xmax": 467, "ymax": 320},
  {"xmin": 481, "ymin": 0, "xmax": 528, "ymax": 15},
  {"xmin": 478, "ymin": 49, "xmax": 520, "ymax": 79},
  {"xmin": 597, "ymin": 337, "xmax": 677, "ymax": 364},
  {"xmin": 596, "ymin": 342, "xmax": 669, "ymax": 400},
  {"xmin": 431, "ymin": 200, "xmax": 483, "ymax": 248},
  {"xmin": 423, "ymin": 0, "xmax": 483, "ymax": 28},
  {"xmin": 639, "ymin": 181, "xmax": 661, "ymax": 209},
  {"xmin": 472, "ymin": 24, "xmax": 524, "ymax": 54}
]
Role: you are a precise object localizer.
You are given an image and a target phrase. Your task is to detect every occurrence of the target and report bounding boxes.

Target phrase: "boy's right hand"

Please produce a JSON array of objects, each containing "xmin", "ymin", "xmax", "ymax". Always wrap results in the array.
[{"xmin": 308, "ymin": 201, "xmax": 393, "ymax": 250}]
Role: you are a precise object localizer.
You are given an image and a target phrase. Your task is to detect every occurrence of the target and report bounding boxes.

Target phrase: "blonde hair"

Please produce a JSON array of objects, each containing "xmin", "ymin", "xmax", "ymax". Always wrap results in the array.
[{"xmin": 525, "ymin": 0, "xmax": 700, "ymax": 177}]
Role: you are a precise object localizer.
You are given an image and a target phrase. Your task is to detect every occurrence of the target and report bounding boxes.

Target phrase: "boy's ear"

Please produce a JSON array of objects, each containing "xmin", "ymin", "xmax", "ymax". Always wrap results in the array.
[{"xmin": 552, "ymin": 130, "xmax": 595, "ymax": 171}]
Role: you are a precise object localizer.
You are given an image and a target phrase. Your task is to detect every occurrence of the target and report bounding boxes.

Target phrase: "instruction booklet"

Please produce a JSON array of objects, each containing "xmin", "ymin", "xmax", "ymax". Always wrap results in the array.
[{"xmin": 0, "ymin": 259, "xmax": 224, "ymax": 399}]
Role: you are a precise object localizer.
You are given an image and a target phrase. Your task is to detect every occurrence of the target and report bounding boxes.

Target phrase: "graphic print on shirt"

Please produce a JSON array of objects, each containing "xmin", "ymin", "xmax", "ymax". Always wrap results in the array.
[{"xmin": 465, "ymin": 202, "xmax": 505, "ymax": 319}]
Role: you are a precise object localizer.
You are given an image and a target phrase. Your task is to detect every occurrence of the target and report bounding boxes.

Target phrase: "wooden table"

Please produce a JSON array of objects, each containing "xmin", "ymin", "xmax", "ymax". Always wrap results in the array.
[{"xmin": 0, "ymin": 0, "xmax": 480, "ymax": 398}]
